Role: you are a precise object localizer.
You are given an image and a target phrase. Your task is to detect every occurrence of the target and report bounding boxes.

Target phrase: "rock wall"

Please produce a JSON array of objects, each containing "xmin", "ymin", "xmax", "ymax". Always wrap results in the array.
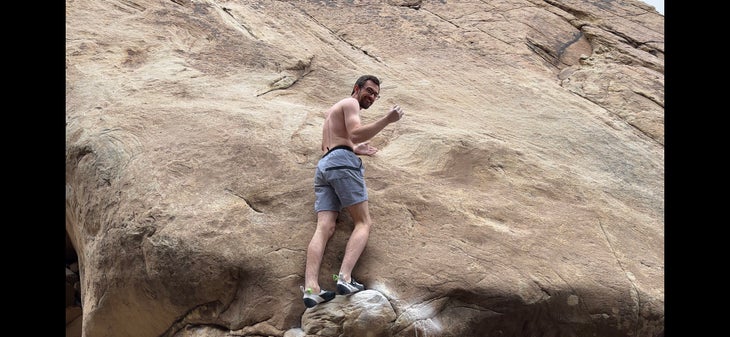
[{"xmin": 65, "ymin": 0, "xmax": 664, "ymax": 336}]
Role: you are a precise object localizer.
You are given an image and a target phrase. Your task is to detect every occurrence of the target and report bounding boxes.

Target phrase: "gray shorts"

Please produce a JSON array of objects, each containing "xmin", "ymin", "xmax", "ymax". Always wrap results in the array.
[{"xmin": 314, "ymin": 146, "xmax": 368, "ymax": 212}]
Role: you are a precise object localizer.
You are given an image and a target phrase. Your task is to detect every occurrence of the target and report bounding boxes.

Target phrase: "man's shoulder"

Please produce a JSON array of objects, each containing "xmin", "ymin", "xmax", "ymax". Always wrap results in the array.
[
  {"xmin": 335, "ymin": 97, "xmax": 358, "ymax": 105},
  {"xmin": 335, "ymin": 97, "xmax": 359, "ymax": 112},
  {"xmin": 326, "ymin": 97, "xmax": 356, "ymax": 119}
]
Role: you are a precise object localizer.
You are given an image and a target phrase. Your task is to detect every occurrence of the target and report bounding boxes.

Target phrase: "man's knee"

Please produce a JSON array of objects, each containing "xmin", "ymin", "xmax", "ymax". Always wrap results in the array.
[
  {"xmin": 352, "ymin": 214, "xmax": 372, "ymax": 229},
  {"xmin": 316, "ymin": 220, "xmax": 335, "ymax": 236}
]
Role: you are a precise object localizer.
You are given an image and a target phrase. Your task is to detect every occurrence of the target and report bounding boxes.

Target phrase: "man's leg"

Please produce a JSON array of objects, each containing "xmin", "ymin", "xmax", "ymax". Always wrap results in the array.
[
  {"xmin": 338, "ymin": 200, "xmax": 372, "ymax": 283},
  {"xmin": 305, "ymin": 210, "xmax": 338, "ymax": 292}
]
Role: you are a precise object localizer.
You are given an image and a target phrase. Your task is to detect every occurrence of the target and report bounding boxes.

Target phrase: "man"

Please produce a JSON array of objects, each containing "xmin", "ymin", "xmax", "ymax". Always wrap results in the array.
[{"xmin": 301, "ymin": 75, "xmax": 405, "ymax": 308}]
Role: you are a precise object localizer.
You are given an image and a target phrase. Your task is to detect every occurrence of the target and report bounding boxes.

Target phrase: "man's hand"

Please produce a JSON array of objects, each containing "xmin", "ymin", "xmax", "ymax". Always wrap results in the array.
[
  {"xmin": 354, "ymin": 142, "xmax": 378, "ymax": 156},
  {"xmin": 386, "ymin": 104, "xmax": 404, "ymax": 123}
]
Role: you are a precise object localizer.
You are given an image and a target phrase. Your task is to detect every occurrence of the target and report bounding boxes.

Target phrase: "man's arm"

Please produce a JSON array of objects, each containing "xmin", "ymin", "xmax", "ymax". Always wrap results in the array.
[{"xmin": 346, "ymin": 104, "xmax": 404, "ymax": 144}]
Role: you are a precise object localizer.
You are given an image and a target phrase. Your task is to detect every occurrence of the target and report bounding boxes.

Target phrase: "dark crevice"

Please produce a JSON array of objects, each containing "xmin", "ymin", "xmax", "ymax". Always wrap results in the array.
[
  {"xmin": 224, "ymin": 188, "xmax": 263, "ymax": 213},
  {"xmin": 65, "ymin": 231, "xmax": 83, "ymax": 336}
]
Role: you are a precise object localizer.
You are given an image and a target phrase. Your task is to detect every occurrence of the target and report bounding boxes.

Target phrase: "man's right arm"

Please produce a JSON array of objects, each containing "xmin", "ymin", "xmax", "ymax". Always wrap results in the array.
[{"xmin": 348, "ymin": 105, "xmax": 404, "ymax": 144}]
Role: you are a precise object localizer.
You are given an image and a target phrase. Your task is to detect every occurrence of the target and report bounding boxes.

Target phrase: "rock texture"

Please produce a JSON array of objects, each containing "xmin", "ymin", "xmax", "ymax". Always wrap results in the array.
[{"xmin": 65, "ymin": 0, "xmax": 664, "ymax": 336}]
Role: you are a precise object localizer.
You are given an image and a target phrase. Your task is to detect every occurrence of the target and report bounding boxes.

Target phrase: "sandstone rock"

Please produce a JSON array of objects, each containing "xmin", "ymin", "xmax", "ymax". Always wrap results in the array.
[
  {"xmin": 301, "ymin": 290, "xmax": 396, "ymax": 336},
  {"xmin": 65, "ymin": 0, "xmax": 664, "ymax": 336}
]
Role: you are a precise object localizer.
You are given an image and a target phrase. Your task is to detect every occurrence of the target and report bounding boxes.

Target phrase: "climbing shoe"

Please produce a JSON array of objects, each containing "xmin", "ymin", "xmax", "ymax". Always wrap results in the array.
[
  {"xmin": 301, "ymin": 286, "xmax": 336, "ymax": 308},
  {"xmin": 334, "ymin": 273, "xmax": 365, "ymax": 295}
]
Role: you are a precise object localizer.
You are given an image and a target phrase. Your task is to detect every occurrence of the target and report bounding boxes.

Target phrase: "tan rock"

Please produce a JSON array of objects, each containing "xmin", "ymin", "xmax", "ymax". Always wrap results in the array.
[{"xmin": 65, "ymin": 0, "xmax": 664, "ymax": 336}]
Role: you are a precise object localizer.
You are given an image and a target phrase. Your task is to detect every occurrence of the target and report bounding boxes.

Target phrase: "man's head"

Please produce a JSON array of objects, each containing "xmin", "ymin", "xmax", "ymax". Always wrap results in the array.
[{"xmin": 351, "ymin": 75, "xmax": 380, "ymax": 109}]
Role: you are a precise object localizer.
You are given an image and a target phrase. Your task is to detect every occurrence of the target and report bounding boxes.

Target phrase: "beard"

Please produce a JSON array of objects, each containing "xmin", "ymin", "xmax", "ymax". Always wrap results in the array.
[{"xmin": 359, "ymin": 97, "xmax": 373, "ymax": 109}]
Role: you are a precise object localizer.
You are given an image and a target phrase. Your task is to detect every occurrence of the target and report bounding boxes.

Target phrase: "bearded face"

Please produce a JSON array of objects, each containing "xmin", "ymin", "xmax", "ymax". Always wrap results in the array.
[{"xmin": 357, "ymin": 82, "xmax": 380, "ymax": 109}]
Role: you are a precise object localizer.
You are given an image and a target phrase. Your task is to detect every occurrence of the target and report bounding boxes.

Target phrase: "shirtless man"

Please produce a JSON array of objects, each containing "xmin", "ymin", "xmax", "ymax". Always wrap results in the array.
[{"xmin": 301, "ymin": 75, "xmax": 404, "ymax": 308}]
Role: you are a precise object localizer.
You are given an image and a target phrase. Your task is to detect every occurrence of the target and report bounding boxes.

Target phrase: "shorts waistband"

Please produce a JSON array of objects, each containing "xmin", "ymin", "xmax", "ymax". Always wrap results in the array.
[{"xmin": 322, "ymin": 145, "xmax": 354, "ymax": 158}]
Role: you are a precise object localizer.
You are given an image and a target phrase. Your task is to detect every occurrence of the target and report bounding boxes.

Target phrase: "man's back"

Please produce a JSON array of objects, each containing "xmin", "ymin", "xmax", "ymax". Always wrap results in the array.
[{"xmin": 321, "ymin": 97, "xmax": 359, "ymax": 152}]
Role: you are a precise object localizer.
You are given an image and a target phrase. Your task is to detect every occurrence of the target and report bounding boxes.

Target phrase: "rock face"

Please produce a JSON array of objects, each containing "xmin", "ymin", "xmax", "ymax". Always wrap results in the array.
[{"xmin": 65, "ymin": 0, "xmax": 664, "ymax": 336}]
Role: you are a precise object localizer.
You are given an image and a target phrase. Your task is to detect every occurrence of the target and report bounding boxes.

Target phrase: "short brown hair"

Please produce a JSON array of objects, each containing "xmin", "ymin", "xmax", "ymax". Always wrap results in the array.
[{"xmin": 351, "ymin": 75, "xmax": 380, "ymax": 95}]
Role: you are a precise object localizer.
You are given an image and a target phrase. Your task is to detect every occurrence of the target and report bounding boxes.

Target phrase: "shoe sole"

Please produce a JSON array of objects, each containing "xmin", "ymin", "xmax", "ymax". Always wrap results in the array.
[
  {"xmin": 303, "ymin": 291, "xmax": 336, "ymax": 308},
  {"xmin": 303, "ymin": 298, "xmax": 319, "ymax": 308}
]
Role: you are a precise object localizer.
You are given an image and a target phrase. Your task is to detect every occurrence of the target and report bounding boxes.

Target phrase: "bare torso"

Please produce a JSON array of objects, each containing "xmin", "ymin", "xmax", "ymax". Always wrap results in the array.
[{"xmin": 321, "ymin": 97, "xmax": 361, "ymax": 152}]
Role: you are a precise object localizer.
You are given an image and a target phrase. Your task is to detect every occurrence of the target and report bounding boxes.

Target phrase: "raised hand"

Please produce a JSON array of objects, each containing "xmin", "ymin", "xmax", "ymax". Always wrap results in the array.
[{"xmin": 386, "ymin": 104, "xmax": 404, "ymax": 123}]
